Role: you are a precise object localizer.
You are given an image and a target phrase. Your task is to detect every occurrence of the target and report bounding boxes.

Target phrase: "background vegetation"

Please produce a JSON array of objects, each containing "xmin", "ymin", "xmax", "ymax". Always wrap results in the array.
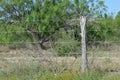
[{"xmin": 0, "ymin": 0, "xmax": 120, "ymax": 80}]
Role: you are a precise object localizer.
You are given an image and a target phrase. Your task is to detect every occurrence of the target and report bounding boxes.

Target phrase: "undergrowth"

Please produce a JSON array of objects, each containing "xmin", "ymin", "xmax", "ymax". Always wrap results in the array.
[{"xmin": 0, "ymin": 64, "xmax": 120, "ymax": 80}]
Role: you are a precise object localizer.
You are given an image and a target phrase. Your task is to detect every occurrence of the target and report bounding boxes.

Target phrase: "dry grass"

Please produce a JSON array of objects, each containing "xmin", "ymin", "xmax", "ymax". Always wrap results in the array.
[{"xmin": 0, "ymin": 45, "xmax": 120, "ymax": 80}]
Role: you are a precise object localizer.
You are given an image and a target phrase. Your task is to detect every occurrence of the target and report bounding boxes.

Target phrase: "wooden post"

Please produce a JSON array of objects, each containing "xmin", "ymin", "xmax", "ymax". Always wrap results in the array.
[{"xmin": 80, "ymin": 16, "xmax": 88, "ymax": 72}]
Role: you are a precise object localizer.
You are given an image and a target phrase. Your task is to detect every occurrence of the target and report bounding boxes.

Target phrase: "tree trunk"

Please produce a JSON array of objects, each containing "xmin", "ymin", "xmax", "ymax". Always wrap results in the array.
[{"xmin": 80, "ymin": 16, "xmax": 88, "ymax": 72}]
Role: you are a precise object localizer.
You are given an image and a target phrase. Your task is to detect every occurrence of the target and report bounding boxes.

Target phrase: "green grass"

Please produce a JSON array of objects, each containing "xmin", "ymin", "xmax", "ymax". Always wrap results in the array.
[{"xmin": 0, "ymin": 64, "xmax": 120, "ymax": 80}]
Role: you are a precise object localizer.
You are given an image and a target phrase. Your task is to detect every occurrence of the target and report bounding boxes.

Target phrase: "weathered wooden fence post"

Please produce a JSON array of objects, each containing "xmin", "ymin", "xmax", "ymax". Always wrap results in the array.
[{"xmin": 80, "ymin": 16, "xmax": 88, "ymax": 72}]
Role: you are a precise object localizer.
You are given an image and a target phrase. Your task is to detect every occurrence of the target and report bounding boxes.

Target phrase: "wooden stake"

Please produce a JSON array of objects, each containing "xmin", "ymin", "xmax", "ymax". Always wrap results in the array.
[{"xmin": 80, "ymin": 16, "xmax": 88, "ymax": 72}]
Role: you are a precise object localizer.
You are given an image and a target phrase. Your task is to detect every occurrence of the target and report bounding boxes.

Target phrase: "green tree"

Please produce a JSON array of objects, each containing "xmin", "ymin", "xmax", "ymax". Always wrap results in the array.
[
  {"xmin": 0, "ymin": 0, "xmax": 70, "ymax": 49},
  {"xmin": 0, "ymin": 0, "xmax": 33, "ymax": 22},
  {"xmin": 115, "ymin": 11, "xmax": 120, "ymax": 41},
  {"xmin": 0, "ymin": 0, "xmax": 34, "ymax": 47},
  {"xmin": 87, "ymin": 15, "xmax": 115, "ymax": 43},
  {"xmin": 26, "ymin": 0, "xmax": 71, "ymax": 49}
]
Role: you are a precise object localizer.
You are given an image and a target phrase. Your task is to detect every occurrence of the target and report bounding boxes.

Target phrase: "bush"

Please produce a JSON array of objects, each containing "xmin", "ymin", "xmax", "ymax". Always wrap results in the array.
[
  {"xmin": 0, "ymin": 23, "xmax": 34, "ymax": 49},
  {"xmin": 54, "ymin": 29, "xmax": 80, "ymax": 56}
]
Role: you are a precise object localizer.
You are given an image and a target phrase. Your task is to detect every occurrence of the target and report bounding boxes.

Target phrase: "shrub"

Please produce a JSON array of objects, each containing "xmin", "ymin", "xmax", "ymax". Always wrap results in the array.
[{"xmin": 54, "ymin": 29, "xmax": 80, "ymax": 56}]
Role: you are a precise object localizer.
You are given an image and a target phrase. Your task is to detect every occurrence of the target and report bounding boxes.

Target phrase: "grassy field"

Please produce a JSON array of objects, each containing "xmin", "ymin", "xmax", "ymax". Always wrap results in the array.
[
  {"xmin": 0, "ymin": 64, "xmax": 120, "ymax": 80},
  {"xmin": 0, "ymin": 46, "xmax": 120, "ymax": 80}
]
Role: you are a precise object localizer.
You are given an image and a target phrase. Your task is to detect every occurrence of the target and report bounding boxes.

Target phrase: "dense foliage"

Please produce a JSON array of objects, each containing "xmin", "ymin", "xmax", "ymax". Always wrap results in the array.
[{"xmin": 0, "ymin": 0, "xmax": 120, "ymax": 51}]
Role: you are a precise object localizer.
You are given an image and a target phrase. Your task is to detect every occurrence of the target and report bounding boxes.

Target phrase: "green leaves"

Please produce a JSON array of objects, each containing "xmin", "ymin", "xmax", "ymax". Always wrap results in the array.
[
  {"xmin": 72, "ymin": 0, "xmax": 107, "ymax": 18},
  {"xmin": 0, "ymin": 0, "xmax": 111, "ymax": 49}
]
